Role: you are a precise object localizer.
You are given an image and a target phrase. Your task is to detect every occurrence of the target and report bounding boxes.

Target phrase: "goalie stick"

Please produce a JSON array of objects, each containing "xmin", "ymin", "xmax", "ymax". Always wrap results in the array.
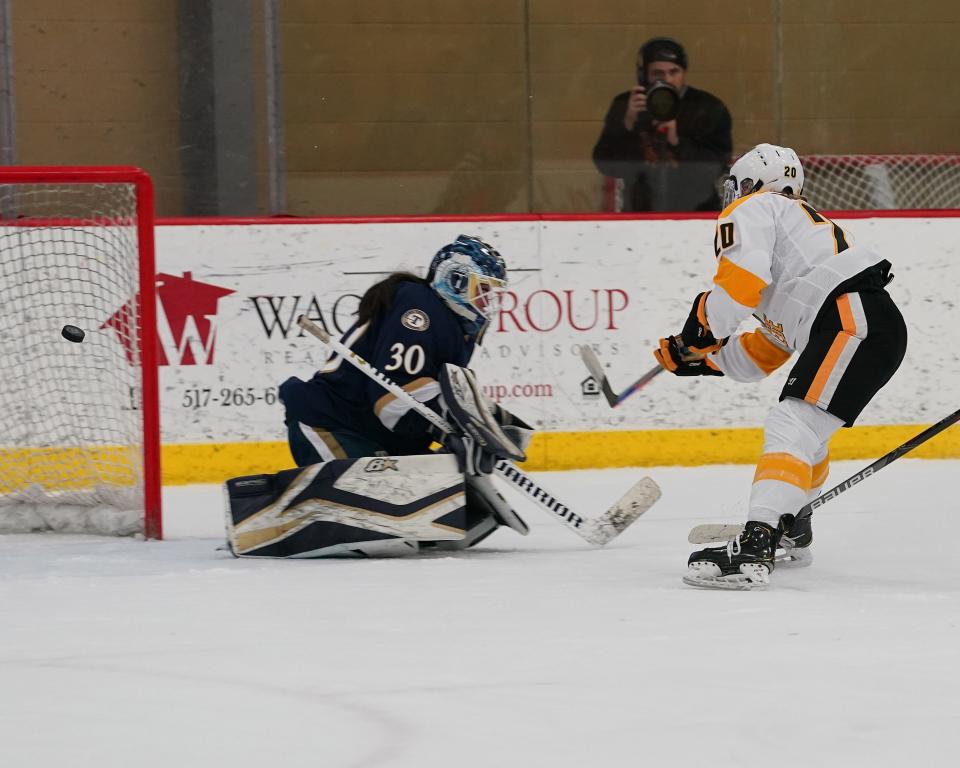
[
  {"xmin": 296, "ymin": 316, "xmax": 661, "ymax": 546},
  {"xmin": 688, "ymin": 405, "xmax": 960, "ymax": 545},
  {"xmin": 579, "ymin": 345, "xmax": 663, "ymax": 408}
]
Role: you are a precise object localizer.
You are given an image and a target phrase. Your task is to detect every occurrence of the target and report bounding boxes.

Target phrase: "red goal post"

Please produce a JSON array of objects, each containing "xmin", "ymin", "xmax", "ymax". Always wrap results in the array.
[{"xmin": 0, "ymin": 166, "xmax": 161, "ymax": 538}]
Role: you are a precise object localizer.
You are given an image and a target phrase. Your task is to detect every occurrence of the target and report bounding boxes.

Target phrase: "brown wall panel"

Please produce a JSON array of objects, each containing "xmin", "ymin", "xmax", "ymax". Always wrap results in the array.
[
  {"xmin": 533, "ymin": 170, "xmax": 608, "ymax": 212},
  {"xmin": 781, "ymin": 0, "xmax": 958, "ymax": 24},
  {"xmin": 529, "ymin": 0, "xmax": 773, "ymax": 25},
  {"xmin": 12, "ymin": 1, "xmax": 182, "ymax": 214},
  {"xmin": 21, "ymin": 122, "xmax": 181, "ymax": 214},
  {"xmin": 284, "ymin": 1, "xmax": 523, "ymax": 25},
  {"xmin": 9, "ymin": 1, "xmax": 960, "ymax": 216},
  {"xmin": 286, "ymin": 171, "xmax": 529, "ymax": 217},
  {"xmin": 282, "ymin": 23, "xmax": 524, "ymax": 74},
  {"xmin": 19, "ymin": 0, "xmax": 173, "ymax": 22},
  {"xmin": 286, "ymin": 122, "xmax": 526, "ymax": 173},
  {"xmin": 284, "ymin": 74, "xmax": 525, "ymax": 123}
]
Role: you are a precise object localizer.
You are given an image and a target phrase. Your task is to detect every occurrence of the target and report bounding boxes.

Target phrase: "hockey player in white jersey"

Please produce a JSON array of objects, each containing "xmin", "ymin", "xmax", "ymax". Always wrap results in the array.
[{"xmin": 653, "ymin": 143, "xmax": 907, "ymax": 589}]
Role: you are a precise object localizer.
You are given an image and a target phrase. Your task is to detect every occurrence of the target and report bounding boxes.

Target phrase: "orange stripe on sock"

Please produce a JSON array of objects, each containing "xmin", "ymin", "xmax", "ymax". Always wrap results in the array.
[{"xmin": 753, "ymin": 452, "xmax": 813, "ymax": 491}]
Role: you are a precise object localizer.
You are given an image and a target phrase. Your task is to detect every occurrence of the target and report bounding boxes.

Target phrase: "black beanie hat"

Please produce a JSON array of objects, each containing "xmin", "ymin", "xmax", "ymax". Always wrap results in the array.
[{"xmin": 640, "ymin": 37, "xmax": 688, "ymax": 70}]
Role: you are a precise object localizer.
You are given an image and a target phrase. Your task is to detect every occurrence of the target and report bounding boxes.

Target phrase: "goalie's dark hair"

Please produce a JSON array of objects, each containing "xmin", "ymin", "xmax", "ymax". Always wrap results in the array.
[{"xmin": 356, "ymin": 272, "xmax": 430, "ymax": 326}]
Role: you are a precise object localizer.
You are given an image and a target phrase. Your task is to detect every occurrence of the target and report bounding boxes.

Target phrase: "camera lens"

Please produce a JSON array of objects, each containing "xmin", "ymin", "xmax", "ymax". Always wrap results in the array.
[{"xmin": 646, "ymin": 81, "xmax": 679, "ymax": 122}]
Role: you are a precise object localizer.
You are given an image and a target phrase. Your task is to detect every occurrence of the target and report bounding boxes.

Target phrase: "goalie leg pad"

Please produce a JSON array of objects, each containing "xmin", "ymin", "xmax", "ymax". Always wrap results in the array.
[
  {"xmin": 225, "ymin": 454, "xmax": 467, "ymax": 558},
  {"xmin": 422, "ymin": 473, "xmax": 529, "ymax": 552}
]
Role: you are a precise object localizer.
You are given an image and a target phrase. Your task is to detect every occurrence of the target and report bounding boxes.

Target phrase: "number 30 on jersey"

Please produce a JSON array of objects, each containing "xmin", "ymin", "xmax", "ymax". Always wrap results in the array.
[{"xmin": 384, "ymin": 343, "xmax": 425, "ymax": 374}]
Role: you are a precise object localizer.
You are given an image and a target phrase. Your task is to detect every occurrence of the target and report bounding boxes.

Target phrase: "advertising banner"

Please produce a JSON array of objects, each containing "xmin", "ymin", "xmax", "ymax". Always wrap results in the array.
[{"xmin": 153, "ymin": 216, "xmax": 956, "ymax": 444}]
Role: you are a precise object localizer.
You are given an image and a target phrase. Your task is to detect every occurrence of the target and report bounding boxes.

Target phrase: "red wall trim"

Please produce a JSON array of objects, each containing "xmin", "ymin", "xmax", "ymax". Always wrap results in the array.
[{"xmin": 157, "ymin": 209, "xmax": 960, "ymax": 226}]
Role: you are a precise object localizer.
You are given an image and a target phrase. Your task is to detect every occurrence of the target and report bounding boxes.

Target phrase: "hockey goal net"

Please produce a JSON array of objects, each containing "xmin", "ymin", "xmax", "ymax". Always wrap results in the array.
[
  {"xmin": 800, "ymin": 154, "xmax": 960, "ymax": 211},
  {"xmin": 603, "ymin": 154, "xmax": 960, "ymax": 212},
  {"xmin": 0, "ymin": 166, "xmax": 161, "ymax": 538}
]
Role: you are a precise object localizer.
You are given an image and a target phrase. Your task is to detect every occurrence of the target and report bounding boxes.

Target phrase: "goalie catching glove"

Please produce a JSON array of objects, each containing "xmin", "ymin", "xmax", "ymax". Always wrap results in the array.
[{"xmin": 436, "ymin": 364, "xmax": 531, "ymax": 476}]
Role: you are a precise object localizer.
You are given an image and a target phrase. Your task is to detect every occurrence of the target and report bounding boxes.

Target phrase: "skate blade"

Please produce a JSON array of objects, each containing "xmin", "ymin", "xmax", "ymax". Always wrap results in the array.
[
  {"xmin": 682, "ymin": 562, "xmax": 770, "ymax": 591},
  {"xmin": 776, "ymin": 546, "xmax": 813, "ymax": 568}
]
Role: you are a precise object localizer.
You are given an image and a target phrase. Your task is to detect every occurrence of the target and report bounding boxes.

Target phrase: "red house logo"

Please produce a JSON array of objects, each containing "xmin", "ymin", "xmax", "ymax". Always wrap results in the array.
[{"xmin": 104, "ymin": 272, "xmax": 235, "ymax": 366}]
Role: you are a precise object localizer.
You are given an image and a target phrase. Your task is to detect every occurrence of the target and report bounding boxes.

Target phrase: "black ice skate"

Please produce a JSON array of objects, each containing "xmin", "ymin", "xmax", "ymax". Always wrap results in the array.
[
  {"xmin": 776, "ymin": 513, "xmax": 814, "ymax": 567},
  {"xmin": 683, "ymin": 520, "xmax": 778, "ymax": 590}
]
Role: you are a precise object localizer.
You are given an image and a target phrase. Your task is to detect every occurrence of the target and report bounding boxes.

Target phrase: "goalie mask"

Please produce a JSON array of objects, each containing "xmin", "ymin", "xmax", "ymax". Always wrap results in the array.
[
  {"xmin": 722, "ymin": 143, "xmax": 804, "ymax": 209},
  {"xmin": 428, "ymin": 235, "xmax": 507, "ymax": 340}
]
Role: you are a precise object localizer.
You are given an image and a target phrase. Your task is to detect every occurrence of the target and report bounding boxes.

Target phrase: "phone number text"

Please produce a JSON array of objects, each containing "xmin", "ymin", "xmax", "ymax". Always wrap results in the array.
[{"xmin": 182, "ymin": 387, "xmax": 279, "ymax": 409}]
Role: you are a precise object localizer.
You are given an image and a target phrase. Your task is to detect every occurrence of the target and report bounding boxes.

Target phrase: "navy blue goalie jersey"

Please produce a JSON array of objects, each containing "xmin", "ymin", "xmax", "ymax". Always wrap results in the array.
[{"xmin": 279, "ymin": 281, "xmax": 475, "ymax": 456}]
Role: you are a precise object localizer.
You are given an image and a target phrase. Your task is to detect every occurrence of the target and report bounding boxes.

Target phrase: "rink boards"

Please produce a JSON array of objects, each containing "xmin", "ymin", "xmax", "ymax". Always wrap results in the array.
[{"xmin": 148, "ymin": 212, "xmax": 960, "ymax": 483}]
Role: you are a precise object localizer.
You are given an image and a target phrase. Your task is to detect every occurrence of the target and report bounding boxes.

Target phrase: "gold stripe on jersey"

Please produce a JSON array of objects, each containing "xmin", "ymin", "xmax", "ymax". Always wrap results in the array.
[
  {"xmin": 799, "ymin": 200, "xmax": 850, "ymax": 254},
  {"xmin": 373, "ymin": 376, "xmax": 437, "ymax": 417},
  {"xmin": 713, "ymin": 256, "xmax": 768, "ymax": 308},
  {"xmin": 308, "ymin": 427, "xmax": 347, "ymax": 460},
  {"xmin": 739, "ymin": 329, "xmax": 791, "ymax": 374},
  {"xmin": 753, "ymin": 452, "xmax": 813, "ymax": 491},
  {"xmin": 812, "ymin": 454, "xmax": 830, "ymax": 488},
  {"xmin": 719, "ymin": 190, "xmax": 763, "ymax": 219}
]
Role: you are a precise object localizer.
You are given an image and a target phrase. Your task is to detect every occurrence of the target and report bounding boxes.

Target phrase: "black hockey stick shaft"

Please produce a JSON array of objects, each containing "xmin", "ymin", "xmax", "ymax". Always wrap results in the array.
[
  {"xmin": 797, "ymin": 406, "xmax": 960, "ymax": 521},
  {"xmin": 579, "ymin": 346, "xmax": 663, "ymax": 407}
]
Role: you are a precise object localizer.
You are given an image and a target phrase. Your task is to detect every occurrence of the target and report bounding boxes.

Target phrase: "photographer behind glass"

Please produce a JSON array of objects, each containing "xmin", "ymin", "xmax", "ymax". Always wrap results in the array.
[{"xmin": 593, "ymin": 37, "xmax": 732, "ymax": 212}]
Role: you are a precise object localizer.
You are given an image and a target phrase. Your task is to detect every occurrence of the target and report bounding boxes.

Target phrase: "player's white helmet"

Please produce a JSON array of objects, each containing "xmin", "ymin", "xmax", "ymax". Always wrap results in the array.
[{"xmin": 722, "ymin": 143, "xmax": 804, "ymax": 209}]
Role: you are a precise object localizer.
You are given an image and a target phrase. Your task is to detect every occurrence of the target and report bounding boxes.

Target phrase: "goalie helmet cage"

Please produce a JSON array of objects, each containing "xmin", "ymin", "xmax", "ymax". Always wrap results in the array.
[{"xmin": 0, "ymin": 166, "xmax": 161, "ymax": 539}]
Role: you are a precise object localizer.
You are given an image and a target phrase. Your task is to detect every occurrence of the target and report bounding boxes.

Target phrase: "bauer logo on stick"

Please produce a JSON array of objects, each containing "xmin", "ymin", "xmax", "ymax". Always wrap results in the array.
[{"xmin": 61, "ymin": 325, "xmax": 85, "ymax": 343}]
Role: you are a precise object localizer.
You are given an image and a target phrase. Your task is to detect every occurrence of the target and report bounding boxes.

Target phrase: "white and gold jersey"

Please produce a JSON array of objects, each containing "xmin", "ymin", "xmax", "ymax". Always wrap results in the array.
[{"xmin": 706, "ymin": 191, "xmax": 884, "ymax": 382}]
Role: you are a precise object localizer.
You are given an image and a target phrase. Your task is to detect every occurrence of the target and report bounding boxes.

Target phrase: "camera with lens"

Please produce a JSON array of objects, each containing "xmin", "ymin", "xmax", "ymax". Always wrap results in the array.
[{"xmin": 637, "ymin": 72, "xmax": 680, "ymax": 122}]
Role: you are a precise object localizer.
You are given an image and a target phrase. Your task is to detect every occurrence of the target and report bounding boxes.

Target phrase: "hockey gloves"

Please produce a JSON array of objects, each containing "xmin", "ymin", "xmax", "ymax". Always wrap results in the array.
[
  {"xmin": 653, "ymin": 291, "xmax": 726, "ymax": 376},
  {"xmin": 680, "ymin": 292, "xmax": 725, "ymax": 355},
  {"xmin": 654, "ymin": 335, "xmax": 724, "ymax": 376}
]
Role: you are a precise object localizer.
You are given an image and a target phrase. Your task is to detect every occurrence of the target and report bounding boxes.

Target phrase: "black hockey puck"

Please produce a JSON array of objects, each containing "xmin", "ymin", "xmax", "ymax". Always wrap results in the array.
[{"xmin": 61, "ymin": 324, "xmax": 86, "ymax": 343}]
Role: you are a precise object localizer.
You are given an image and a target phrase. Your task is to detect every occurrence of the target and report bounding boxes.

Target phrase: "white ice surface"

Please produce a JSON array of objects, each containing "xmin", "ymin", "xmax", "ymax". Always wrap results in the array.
[{"xmin": 2, "ymin": 460, "xmax": 959, "ymax": 768}]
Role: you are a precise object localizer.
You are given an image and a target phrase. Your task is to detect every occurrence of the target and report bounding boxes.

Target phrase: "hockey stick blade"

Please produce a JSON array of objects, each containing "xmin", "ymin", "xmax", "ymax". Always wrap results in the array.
[
  {"xmin": 579, "ymin": 346, "xmax": 662, "ymax": 408},
  {"xmin": 579, "ymin": 345, "xmax": 620, "ymax": 407},
  {"xmin": 687, "ymin": 405, "xmax": 960, "ymax": 544},
  {"xmin": 687, "ymin": 523, "xmax": 744, "ymax": 545},
  {"xmin": 583, "ymin": 476, "xmax": 661, "ymax": 545}
]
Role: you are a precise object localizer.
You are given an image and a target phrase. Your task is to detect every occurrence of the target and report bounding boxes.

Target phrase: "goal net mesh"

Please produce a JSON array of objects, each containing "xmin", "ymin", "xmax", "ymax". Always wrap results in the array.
[
  {"xmin": 0, "ymin": 178, "xmax": 150, "ymax": 535},
  {"xmin": 801, "ymin": 154, "xmax": 960, "ymax": 211}
]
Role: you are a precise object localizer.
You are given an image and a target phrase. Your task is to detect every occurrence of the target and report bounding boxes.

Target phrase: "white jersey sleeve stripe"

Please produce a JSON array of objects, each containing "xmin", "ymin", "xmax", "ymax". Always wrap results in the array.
[
  {"xmin": 374, "ymin": 378, "xmax": 441, "ymax": 431},
  {"xmin": 297, "ymin": 423, "xmax": 347, "ymax": 462}
]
